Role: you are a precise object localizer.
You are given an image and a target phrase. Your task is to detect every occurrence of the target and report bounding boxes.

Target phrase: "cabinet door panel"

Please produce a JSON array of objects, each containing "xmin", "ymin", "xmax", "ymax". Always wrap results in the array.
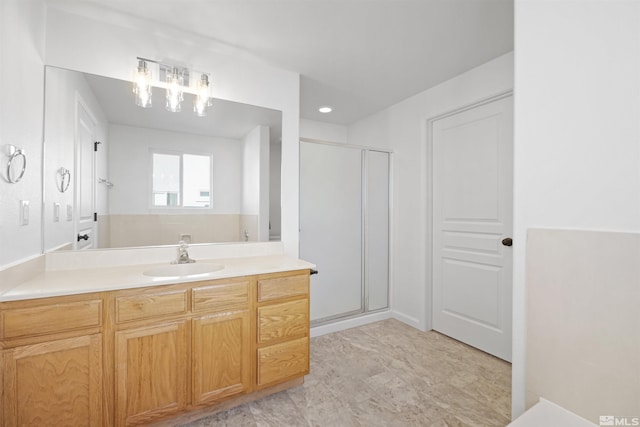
[
  {"xmin": 3, "ymin": 334, "xmax": 103, "ymax": 426},
  {"xmin": 192, "ymin": 310, "xmax": 251, "ymax": 405},
  {"xmin": 1, "ymin": 299, "xmax": 102, "ymax": 340},
  {"xmin": 258, "ymin": 299, "xmax": 309, "ymax": 343},
  {"xmin": 115, "ymin": 321, "xmax": 187, "ymax": 426},
  {"xmin": 257, "ymin": 274, "xmax": 308, "ymax": 302},
  {"xmin": 192, "ymin": 281, "xmax": 249, "ymax": 313},
  {"xmin": 257, "ymin": 337, "xmax": 309, "ymax": 387},
  {"xmin": 116, "ymin": 290, "xmax": 187, "ymax": 324}
]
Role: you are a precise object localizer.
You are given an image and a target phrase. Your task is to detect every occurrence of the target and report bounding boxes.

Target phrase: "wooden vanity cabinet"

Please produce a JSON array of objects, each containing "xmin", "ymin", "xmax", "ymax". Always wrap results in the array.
[
  {"xmin": 112, "ymin": 278, "xmax": 254, "ymax": 426},
  {"xmin": 256, "ymin": 271, "xmax": 310, "ymax": 388},
  {"xmin": 0, "ymin": 293, "xmax": 104, "ymax": 427},
  {"xmin": 0, "ymin": 269, "xmax": 310, "ymax": 427}
]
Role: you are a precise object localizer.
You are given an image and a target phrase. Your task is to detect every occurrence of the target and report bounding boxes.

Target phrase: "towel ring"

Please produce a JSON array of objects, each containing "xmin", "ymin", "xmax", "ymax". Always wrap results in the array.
[
  {"xmin": 57, "ymin": 167, "xmax": 71, "ymax": 193},
  {"xmin": 6, "ymin": 145, "xmax": 26, "ymax": 184}
]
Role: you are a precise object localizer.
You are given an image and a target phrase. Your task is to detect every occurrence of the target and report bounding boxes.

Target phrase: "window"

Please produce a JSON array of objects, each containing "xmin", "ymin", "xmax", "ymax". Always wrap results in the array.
[{"xmin": 152, "ymin": 151, "xmax": 211, "ymax": 208}]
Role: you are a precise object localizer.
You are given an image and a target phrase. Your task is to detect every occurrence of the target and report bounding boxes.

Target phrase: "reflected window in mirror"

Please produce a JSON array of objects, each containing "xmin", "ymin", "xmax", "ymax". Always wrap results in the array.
[{"xmin": 151, "ymin": 151, "xmax": 212, "ymax": 208}]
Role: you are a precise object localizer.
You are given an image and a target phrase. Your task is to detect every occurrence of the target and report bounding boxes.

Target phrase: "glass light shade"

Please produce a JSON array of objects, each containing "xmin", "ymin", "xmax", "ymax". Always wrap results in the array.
[
  {"xmin": 133, "ymin": 60, "xmax": 152, "ymax": 108},
  {"xmin": 194, "ymin": 74, "xmax": 212, "ymax": 117},
  {"xmin": 166, "ymin": 67, "xmax": 184, "ymax": 112}
]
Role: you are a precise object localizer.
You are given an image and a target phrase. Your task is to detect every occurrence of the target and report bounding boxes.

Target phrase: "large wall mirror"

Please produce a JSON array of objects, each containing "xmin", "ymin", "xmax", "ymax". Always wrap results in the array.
[{"xmin": 43, "ymin": 66, "xmax": 282, "ymax": 252}]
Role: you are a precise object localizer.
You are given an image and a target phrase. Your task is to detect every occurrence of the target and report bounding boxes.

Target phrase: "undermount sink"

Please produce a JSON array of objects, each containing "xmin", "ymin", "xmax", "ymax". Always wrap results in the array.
[{"xmin": 143, "ymin": 262, "xmax": 225, "ymax": 278}]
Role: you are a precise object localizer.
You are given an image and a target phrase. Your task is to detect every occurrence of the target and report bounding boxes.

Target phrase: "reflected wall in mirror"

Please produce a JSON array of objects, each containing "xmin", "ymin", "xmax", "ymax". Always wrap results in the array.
[{"xmin": 43, "ymin": 66, "xmax": 282, "ymax": 251}]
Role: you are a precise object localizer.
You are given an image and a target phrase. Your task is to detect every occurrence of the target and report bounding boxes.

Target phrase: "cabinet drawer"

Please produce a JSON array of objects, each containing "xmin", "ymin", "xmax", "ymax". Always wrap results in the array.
[
  {"xmin": 2, "ymin": 299, "xmax": 102, "ymax": 340},
  {"xmin": 116, "ymin": 290, "xmax": 187, "ymax": 323},
  {"xmin": 258, "ymin": 299, "xmax": 308, "ymax": 343},
  {"xmin": 257, "ymin": 274, "xmax": 309, "ymax": 302},
  {"xmin": 257, "ymin": 337, "xmax": 309, "ymax": 387},
  {"xmin": 192, "ymin": 281, "xmax": 249, "ymax": 313}
]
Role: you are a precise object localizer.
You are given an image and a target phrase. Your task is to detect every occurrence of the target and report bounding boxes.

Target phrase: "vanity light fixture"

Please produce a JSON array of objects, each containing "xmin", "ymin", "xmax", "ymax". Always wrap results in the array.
[
  {"xmin": 166, "ymin": 67, "xmax": 184, "ymax": 113},
  {"xmin": 194, "ymin": 74, "xmax": 212, "ymax": 117},
  {"xmin": 133, "ymin": 57, "xmax": 213, "ymax": 117},
  {"xmin": 133, "ymin": 59, "xmax": 152, "ymax": 108},
  {"xmin": 319, "ymin": 105, "xmax": 333, "ymax": 114}
]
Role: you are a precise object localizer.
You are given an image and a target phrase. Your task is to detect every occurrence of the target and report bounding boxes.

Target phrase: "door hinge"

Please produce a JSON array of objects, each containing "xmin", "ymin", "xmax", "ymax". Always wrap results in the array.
[
  {"xmin": 94, "ymin": 141, "xmax": 101, "ymax": 152},
  {"xmin": 94, "ymin": 212, "xmax": 97, "ymax": 222}
]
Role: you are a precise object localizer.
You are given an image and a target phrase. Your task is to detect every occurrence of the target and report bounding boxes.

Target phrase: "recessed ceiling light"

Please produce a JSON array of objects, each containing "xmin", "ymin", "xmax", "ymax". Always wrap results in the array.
[{"xmin": 318, "ymin": 106, "xmax": 333, "ymax": 113}]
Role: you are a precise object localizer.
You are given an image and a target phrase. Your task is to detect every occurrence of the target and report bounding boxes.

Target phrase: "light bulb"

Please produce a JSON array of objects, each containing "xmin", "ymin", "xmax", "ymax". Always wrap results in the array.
[
  {"xmin": 194, "ymin": 74, "xmax": 212, "ymax": 117},
  {"xmin": 133, "ymin": 60, "xmax": 152, "ymax": 108},
  {"xmin": 166, "ymin": 67, "xmax": 184, "ymax": 112}
]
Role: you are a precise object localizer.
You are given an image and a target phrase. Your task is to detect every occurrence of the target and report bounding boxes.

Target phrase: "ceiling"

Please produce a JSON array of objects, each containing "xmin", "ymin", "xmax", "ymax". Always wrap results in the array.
[{"xmin": 47, "ymin": 0, "xmax": 514, "ymax": 125}]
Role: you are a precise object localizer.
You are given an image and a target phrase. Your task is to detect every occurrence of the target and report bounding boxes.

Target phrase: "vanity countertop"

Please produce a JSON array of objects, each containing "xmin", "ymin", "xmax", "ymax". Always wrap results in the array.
[{"xmin": 0, "ymin": 255, "xmax": 315, "ymax": 302}]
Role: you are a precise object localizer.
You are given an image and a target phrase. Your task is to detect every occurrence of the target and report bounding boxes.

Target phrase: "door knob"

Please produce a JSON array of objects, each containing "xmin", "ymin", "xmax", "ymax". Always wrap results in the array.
[
  {"xmin": 501, "ymin": 237, "xmax": 513, "ymax": 247},
  {"xmin": 77, "ymin": 233, "xmax": 89, "ymax": 242}
]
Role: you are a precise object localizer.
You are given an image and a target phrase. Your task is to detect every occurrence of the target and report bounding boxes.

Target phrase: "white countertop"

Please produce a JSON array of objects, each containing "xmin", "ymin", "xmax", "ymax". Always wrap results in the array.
[{"xmin": 0, "ymin": 255, "xmax": 315, "ymax": 302}]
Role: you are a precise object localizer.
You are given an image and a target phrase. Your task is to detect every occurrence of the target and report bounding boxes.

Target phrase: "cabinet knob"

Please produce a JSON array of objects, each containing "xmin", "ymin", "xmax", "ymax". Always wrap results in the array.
[
  {"xmin": 501, "ymin": 237, "xmax": 513, "ymax": 247},
  {"xmin": 77, "ymin": 233, "xmax": 89, "ymax": 242}
]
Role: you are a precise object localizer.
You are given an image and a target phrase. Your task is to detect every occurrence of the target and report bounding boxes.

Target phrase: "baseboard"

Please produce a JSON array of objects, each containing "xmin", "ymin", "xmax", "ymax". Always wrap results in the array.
[
  {"xmin": 310, "ymin": 310, "xmax": 393, "ymax": 337},
  {"xmin": 391, "ymin": 310, "xmax": 425, "ymax": 331}
]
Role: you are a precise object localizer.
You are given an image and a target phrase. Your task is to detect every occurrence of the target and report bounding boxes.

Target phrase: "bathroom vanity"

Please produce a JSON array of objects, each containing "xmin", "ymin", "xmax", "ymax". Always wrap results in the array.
[{"xmin": 0, "ymin": 251, "xmax": 313, "ymax": 426}]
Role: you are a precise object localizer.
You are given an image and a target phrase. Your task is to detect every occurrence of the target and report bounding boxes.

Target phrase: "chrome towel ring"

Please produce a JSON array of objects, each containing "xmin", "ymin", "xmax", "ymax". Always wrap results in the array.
[
  {"xmin": 57, "ymin": 167, "xmax": 71, "ymax": 193},
  {"xmin": 6, "ymin": 145, "xmax": 26, "ymax": 184}
]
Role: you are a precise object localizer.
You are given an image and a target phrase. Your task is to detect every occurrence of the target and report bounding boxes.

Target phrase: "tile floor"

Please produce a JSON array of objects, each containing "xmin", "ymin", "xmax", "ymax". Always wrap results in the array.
[{"xmin": 181, "ymin": 319, "xmax": 512, "ymax": 427}]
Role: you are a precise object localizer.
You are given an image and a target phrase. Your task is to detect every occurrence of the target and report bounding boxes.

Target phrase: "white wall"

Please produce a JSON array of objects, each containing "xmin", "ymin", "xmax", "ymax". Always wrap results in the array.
[
  {"xmin": 269, "ymin": 140, "xmax": 282, "ymax": 239},
  {"xmin": 512, "ymin": 0, "xmax": 640, "ymax": 418},
  {"xmin": 526, "ymin": 229, "xmax": 640, "ymax": 423},
  {"xmin": 349, "ymin": 52, "xmax": 514, "ymax": 330},
  {"xmin": 0, "ymin": 0, "xmax": 46, "ymax": 267},
  {"xmin": 43, "ymin": 66, "xmax": 109, "ymax": 252},
  {"xmin": 108, "ymin": 124, "xmax": 242, "ymax": 215},
  {"xmin": 44, "ymin": 5, "xmax": 300, "ymax": 256},
  {"xmin": 241, "ymin": 125, "xmax": 270, "ymax": 241},
  {"xmin": 300, "ymin": 118, "xmax": 348, "ymax": 143}
]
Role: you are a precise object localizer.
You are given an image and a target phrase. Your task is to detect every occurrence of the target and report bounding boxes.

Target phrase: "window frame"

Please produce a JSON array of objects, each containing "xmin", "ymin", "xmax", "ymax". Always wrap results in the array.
[{"xmin": 149, "ymin": 148, "xmax": 213, "ymax": 210}]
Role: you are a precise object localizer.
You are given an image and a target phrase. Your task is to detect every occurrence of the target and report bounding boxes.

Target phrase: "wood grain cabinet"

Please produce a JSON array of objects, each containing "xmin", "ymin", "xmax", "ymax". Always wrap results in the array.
[
  {"xmin": 256, "ymin": 272, "xmax": 310, "ymax": 388},
  {"xmin": 115, "ymin": 320, "xmax": 188, "ymax": 426},
  {"xmin": 0, "ymin": 269, "xmax": 311, "ymax": 427},
  {"xmin": 0, "ymin": 294, "xmax": 104, "ymax": 427},
  {"xmin": 113, "ymin": 278, "xmax": 253, "ymax": 426},
  {"xmin": 191, "ymin": 280, "xmax": 252, "ymax": 406},
  {"xmin": 192, "ymin": 309, "xmax": 251, "ymax": 405}
]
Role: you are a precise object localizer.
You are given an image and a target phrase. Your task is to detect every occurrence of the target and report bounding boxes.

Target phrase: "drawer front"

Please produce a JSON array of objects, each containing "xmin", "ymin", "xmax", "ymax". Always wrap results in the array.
[
  {"xmin": 192, "ymin": 281, "xmax": 249, "ymax": 313},
  {"xmin": 258, "ymin": 299, "xmax": 308, "ymax": 343},
  {"xmin": 2, "ymin": 300, "xmax": 102, "ymax": 340},
  {"xmin": 116, "ymin": 290, "xmax": 187, "ymax": 323},
  {"xmin": 258, "ymin": 274, "xmax": 309, "ymax": 302},
  {"xmin": 257, "ymin": 337, "xmax": 309, "ymax": 387}
]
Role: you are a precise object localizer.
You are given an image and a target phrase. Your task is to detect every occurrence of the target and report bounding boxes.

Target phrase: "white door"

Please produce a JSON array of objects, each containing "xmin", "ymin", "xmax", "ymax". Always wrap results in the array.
[
  {"xmin": 432, "ymin": 95, "xmax": 513, "ymax": 361},
  {"xmin": 300, "ymin": 141, "xmax": 363, "ymax": 321},
  {"xmin": 75, "ymin": 99, "xmax": 97, "ymax": 250}
]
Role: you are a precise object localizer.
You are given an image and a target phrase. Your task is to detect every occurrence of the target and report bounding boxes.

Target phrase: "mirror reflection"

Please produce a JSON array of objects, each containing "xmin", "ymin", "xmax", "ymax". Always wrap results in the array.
[{"xmin": 43, "ymin": 66, "xmax": 282, "ymax": 251}]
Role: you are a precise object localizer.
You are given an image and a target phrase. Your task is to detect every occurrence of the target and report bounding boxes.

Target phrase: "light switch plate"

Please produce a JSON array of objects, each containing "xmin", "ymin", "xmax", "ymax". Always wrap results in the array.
[
  {"xmin": 53, "ymin": 202, "xmax": 60, "ymax": 222},
  {"xmin": 66, "ymin": 204, "xmax": 73, "ymax": 221},
  {"xmin": 20, "ymin": 200, "xmax": 29, "ymax": 226}
]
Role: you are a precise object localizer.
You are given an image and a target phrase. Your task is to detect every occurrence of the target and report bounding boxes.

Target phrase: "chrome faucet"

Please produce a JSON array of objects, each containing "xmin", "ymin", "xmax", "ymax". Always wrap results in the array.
[{"xmin": 173, "ymin": 240, "xmax": 196, "ymax": 264}]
